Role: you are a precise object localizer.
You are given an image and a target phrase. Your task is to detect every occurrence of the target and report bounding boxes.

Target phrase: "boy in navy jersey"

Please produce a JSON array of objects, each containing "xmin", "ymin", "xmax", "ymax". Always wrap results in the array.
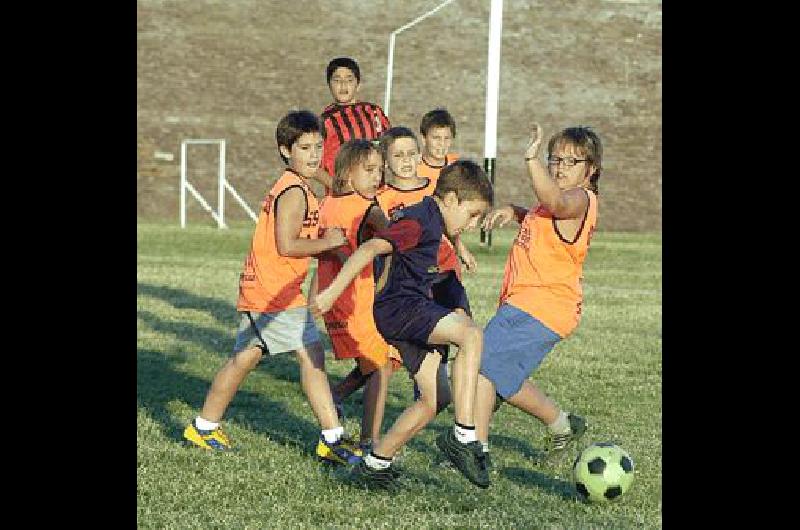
[{"xmin": 312, "ymin": 160, "xmax": 493, "ymax": 489}]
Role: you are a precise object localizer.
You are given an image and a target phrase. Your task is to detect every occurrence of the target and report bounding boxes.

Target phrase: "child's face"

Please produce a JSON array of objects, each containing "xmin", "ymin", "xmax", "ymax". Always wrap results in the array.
[
  {"xmin": 329, "ymin": 67, "xmax": 359, "ymax": 105},
  {"xmin": 348, "ymin": 151, "xmax": 383, "ymax": 199},
  {"xmin": 422, "ymin": 126, "xmax": 453, "ymax": 162},
  {"xmin": 547, "ymin": 140, "xmax": 595, "ymax": 191},
  {"xmin": 386, "ymin": 137, "xmax": 419, "ymax": 180},
  {"xmin": 440, "ymin": 192, "xmax": 490, "ymax": 239},
  {"xmin": 281, "ymin": 132, "xmax": 323, "ymax": 179}
]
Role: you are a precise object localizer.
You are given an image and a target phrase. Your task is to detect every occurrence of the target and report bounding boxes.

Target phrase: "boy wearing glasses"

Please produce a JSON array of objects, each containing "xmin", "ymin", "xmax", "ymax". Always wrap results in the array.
[{"xmin": 474, "ymin": 123, "xmax": 602, "ymax": 465}]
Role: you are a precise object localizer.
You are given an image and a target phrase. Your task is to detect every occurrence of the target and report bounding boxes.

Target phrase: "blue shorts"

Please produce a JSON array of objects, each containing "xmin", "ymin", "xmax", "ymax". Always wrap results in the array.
[{"xmin": 479, "ymin": 304, "xmax": 561, "ymax": 399}]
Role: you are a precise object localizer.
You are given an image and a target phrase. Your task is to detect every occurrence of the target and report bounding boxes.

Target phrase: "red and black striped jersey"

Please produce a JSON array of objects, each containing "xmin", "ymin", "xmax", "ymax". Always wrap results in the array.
[{"xmin": 320, "ymin": 102, "xmax": 391, "ymax": 177}]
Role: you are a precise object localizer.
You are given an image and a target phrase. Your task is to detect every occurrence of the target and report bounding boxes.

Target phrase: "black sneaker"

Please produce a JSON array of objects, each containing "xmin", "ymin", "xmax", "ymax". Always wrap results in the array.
[
  {"xmin": 349, "ymin": 460, "xmax": 399, "ymax": 490},
  {"xmin": 436, "ymin": 430, "xmax": 490, "ymax": 488},
  {"xmin": 541, "ymin": 413, "xmax": 587, "ymax": 457}
]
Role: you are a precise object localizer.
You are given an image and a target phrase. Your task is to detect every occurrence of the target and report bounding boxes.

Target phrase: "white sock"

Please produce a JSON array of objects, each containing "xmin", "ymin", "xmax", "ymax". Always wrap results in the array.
[
  {"xmin": 195, "ymin": 416, "xmax": 219, "ymax": 431},
  {"xmin": 547, "ymin": 411, "xmax": 570, "ymax": 435},
  {"xmin": 454, "ymin": 423, "xmax": 477, "ymax": 444},
  {"xmin": 481, "ymin": 442, "xmax": 490, "ymax": 453},
  {"xmin": 321, "ymin": 426, "xmax": 344, "ymax": 444},
  {"xmin": 365, "ymin": 452, "xmax": 392, "ymax": 470}
]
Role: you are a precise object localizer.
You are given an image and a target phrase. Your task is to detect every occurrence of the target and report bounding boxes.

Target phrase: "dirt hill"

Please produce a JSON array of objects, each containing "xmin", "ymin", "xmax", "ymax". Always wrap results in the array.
[{"xmin": 138, "ymin": 0, "xmax": 661, "ymax": 231}]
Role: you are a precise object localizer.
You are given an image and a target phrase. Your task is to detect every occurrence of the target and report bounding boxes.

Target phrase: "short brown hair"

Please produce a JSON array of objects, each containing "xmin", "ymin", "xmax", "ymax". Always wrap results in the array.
[
  {"xmin": 275, "ymin": 110, "xmax": 324, "ymax": 165},
  {"xmin": 377, "ymin": 126, "xmax": 420, "ymax": 161},
  {"xmin": 434, "ymin": 160, "xmax": 493, "ymax": 205},
  {"xmin": 420, "ymin": 108, "xmax": 456, "ymax": 138}
]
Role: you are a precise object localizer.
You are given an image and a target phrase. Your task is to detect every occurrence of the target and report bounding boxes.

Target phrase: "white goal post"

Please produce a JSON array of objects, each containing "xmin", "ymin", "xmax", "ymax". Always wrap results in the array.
[
  {"xmin": 179, "ymin": 139, "xmax": 258, "ymax": 228},
  {"xmin": 383, "ymin": 0, "xmax": 503, "ymax": 246}
]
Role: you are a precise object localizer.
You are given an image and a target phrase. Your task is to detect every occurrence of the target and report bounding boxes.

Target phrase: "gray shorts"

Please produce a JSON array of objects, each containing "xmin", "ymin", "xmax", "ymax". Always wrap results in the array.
[{"xmin": 232, "ymin": 307, "xmax": 320, "ymax": 355}]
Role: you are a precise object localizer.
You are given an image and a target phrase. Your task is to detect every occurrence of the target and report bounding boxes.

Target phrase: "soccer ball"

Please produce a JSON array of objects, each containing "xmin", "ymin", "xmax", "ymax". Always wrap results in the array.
[{"xmin": 572, "ymin": 442, "xmax": 635, "ymax": 503}]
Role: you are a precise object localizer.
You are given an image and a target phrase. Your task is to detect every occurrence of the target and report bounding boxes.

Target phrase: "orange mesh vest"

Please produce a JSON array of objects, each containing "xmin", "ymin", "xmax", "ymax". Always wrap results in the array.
[
  {"xmin": 499, "ymin": 190, "xmax": 598, "ymax": 337},
  {"xmin": 317, "ymin": 193, "xmax": 389, "ymax": 365},
  {"xmin": 236, "ymin": 170, "xmax": 320, "ymax": 313},
  {"xmin": 376, "ymin": 173, "xmax": 461, "ymax": 279},
  {"xmin": 416, "ymin": 152, "xmax": 459, "ymax": 182}
]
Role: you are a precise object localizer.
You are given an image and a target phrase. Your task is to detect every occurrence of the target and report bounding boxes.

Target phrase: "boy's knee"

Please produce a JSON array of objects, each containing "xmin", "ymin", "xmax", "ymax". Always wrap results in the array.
[{"xmin": 232, "ymin": 346, "xmax": 263, "ymax": 371}]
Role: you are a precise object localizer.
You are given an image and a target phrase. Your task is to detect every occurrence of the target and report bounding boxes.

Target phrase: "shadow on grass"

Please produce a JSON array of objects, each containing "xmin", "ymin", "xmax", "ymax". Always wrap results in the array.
[
  {"xmin": 137, "ymin": 348, "xmax": 320, "ymax": 454},
  {"xmin": 137, "ymin": 281, "xmax": 414, "ymax": 447},
  {"xmin": 489, "ymin": 432, "xmax": 546, "ymax": 461},
  {"xmin": 500, "ymin": 466, "xmax": 580, "ymax": 500}
]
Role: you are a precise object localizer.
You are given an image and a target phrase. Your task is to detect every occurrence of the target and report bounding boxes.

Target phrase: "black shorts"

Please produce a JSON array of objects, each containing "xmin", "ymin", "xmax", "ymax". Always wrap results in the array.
[{"xmin": 389, "ymin": 339, "xmax": 446, "ymax": 377}]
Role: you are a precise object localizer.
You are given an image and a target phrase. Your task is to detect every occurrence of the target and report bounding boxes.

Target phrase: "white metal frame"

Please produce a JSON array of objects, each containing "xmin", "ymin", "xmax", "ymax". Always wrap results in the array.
[
  {"xmin": 383, "ymin": 0, "xmax": 457, "ymax": 116},
  {"xmin": 179, "ymin": 139, "xmax": 258, "ymax": 228}
]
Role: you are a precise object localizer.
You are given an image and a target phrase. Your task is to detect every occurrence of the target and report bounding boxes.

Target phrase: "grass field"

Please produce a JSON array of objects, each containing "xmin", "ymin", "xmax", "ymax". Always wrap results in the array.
[{"xmin": 137, "ymin": 222, "xmax": 662, "ymax": 529}]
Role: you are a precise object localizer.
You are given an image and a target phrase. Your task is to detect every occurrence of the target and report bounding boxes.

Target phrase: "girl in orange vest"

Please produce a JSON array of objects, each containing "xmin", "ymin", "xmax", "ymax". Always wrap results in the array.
[{"xmin": 314, "ymin": 139, "xmax": 393, "ymax": 451}]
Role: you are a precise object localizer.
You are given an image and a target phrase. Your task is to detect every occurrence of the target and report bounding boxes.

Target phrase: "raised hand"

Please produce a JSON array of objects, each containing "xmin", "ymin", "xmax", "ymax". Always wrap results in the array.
[
  {"xmin": 482, "ymin": 206, "xmax": 515, "ymax": 230},
  {"xmin": 525, "ymin": 122, "xmax": 544, "ymax": 161}
]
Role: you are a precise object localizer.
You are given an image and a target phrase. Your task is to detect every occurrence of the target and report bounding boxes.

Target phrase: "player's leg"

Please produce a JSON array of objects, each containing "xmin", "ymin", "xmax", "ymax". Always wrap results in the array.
[
  {"xmin": 426, "ymin": 311, "xmax": 482, "ymax": 429},
  {"xmin": 331, "ymin": 361, "xmax": 369, "ymax": 410},
  {"xmin": 371, "ymin": 349, "xmax": 441, "ymax": 458},
  {"xmin": 359, "ymin": 358, "xmax": 392, "ymax": 448},
  {"xmin": 474, "ymin": 373, "xmax": 497, "ymax": 446},
  {"xmin": 296, "ymin": 341, "xmax": 364, "ymax": 465},
  {"xmin": 435, "ymin": 357, "xmax": 452, "ymax": 414},
  {"xmin": 507, "ymin": 380, "xmax": 586, "ymax": 457},
  {"xmin": 184, "ymin": 311, "xmax": 268, "ymax": 450},
  {"xmin": 351, "ymin": 348, "xmax": 441, "ymax": 489}
]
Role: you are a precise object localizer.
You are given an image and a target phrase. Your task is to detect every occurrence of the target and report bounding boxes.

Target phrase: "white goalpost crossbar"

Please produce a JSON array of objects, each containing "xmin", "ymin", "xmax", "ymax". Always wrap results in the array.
[
  {"xmin": 179, "ymin": 139, "xmax": 258, "ymax": 228},
  {"xmin": 384, "ymin": 0, "xmax": 457, "ymax": 116}
]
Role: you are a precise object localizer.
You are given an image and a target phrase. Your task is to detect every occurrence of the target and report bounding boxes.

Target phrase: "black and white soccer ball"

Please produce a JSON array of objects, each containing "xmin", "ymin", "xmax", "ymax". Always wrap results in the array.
[{"xmin": 572, "ymin": 442, "xmax": 635, "ymax": 503}]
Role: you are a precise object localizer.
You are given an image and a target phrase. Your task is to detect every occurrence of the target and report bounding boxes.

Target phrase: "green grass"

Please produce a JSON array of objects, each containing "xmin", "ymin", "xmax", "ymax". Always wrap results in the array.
[{"xmin": 138, "ymin": 222, "xmax": 662, "ymax": 529}]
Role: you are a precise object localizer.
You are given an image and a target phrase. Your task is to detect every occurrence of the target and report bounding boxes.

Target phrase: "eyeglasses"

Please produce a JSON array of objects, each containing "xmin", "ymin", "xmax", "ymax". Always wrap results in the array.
[{"xmin": 547, "ymin": 156, "xmax": 588, "ymax": 167}]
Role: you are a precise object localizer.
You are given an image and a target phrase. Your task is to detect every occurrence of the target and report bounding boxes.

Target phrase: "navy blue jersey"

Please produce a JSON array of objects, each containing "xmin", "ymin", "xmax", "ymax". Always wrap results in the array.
[
  {"xmin": 373, "ymin": 196, "xmax": 443, "ymax": 307},
  {"xmin": 371, "ymin": 196, "xmax": 453, "ymax": 344}
]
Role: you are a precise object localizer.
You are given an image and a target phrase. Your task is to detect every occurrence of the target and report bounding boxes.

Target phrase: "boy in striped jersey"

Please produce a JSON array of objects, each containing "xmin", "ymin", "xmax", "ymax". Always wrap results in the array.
[
  {"xmin": 319, "ymin": 57, "xmax": 391, "ymax": 190},
  {"xmin": 475, "ymin": 123, "xmax": 601, "ymax": 465}
]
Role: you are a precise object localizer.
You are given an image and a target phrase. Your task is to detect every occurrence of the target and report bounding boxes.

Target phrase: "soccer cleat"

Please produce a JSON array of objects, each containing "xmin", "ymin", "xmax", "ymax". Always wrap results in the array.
[
  {"xmin": 183, "ymin": 421, "xmax": 232, "ymax": 451},
  {"xmin": 435, "ymin": 430, "xmax": 491, "ymax": 488},
  {"xmin": 349, "ymin": 460, "xmax": 399, "ymax": 490},
  {"xmin": 541, "ymin": 413, "xmax": 587, "ymax": 457},
  {"xmin": 358, "ymin": 440, "xmax": 373, "ymax": 455},
  {"xmin": 316, "ymin": 436, "xmax": 364, "ymax": 465}
]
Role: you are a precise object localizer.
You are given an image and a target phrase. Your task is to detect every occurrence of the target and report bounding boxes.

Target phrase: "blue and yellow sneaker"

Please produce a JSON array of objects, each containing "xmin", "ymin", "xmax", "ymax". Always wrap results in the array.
[
  {"xmin": 183, "ymin": 420, "xmax": 232, "ymax": 451},
  {"xmin": 316, "ymin": 436, "xmax": 364, "ymax": 465}
]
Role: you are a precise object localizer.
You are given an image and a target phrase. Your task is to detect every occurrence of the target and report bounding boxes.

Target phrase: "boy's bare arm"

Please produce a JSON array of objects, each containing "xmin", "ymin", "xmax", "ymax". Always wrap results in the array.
[
  {"xmin": 482, "ymin": 204, "xmax": 526, "ymax": 230},
  {"xmin": 525, "ymin": 123, "xmax": 588, "ymax": 220},
  {"xmin": 310, "ymin": 238, "xmax": 393, "ymax": 317},
  {"xmin": 274, "ymin": 187, "xmax": 347, "ymax": 257},
  {"xmin": 454, "ymin": 235, "xmax": 477, "ymax": 273}
]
